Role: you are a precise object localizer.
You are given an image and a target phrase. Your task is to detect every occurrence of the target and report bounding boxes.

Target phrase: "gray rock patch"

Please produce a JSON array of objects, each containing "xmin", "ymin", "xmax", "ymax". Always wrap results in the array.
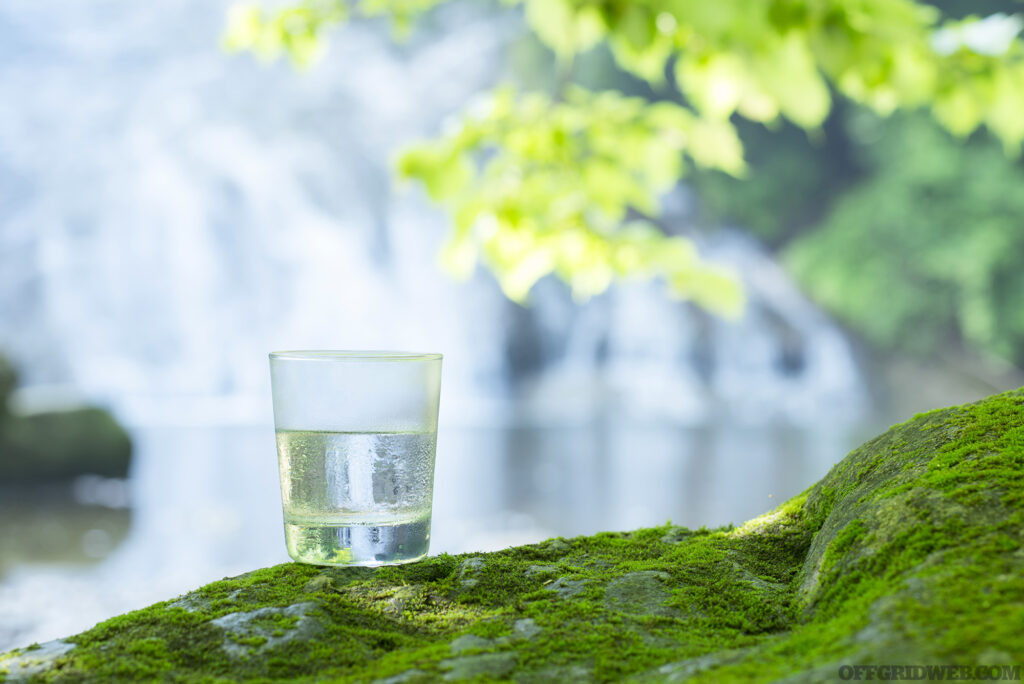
[
  {"xmin": 457, "ymin": 557, "xmax": 486, "ymax": 589},
  {"xmin": 373, "ymin": 669, "xmax": 429, "ymax": 683},
  {"xmin": 543, "ymin": 539, "xmax": 570, "ymax": 553},
  {"xmin": 211, "ymin": 601, "xmax": 321, "ymax": 658},
  {"xmin": 545, "ymin": 577, "xmax": 588, "ymax": 599},
  {"xmin": 525, "ymin": 564, "xmax": 557, "ymax": 579},
  {"xmin": 303, "ymin": 574, "xmax": 335, "ymax": 593},
  {"xmin": 655, "ymin": 653, "xmax": 726, "ymax": 682},
  {"xmin": 440, "ymin": 652, "xmax": 517, "ymax": 680},
  {"xmin": 660, "ymin": 527, "xmax": 694, "ymax": 545},
  {"xmin": 171, "ymin": 588, "xmax": 241, "ymax": 613},
  {"xmin": 726, "ymin": 553, "xmax": 787, "ymax": 594},
  {"xmin": 170, "ymin": 595, "xmax": 207, "ymax": 612},
  {"xmin": 513, "ymin": 618, "xmax": 542, "ymax": 640},
  {"xmin": 0, "ymin": 640, "xmax": 74, "ymax": 682},
  {"xmin": 604, "ymin": 571, "xmax": 677, "ymax": 616},
  {"xmin": 449, "ymin": 634, "xmax": 494, "ymax": 654},
  {"xmin": 585, "ymin": 558, "xmax": 614, "ymax": 570},
  {"xmin": 342, "ymin": 583, "xmax": 423, "ymax": 618},
  {"xmin": 459, "ymin": 557, "xmax": 485, "ymax": 573},
  {"xmin": 518, "ymin": 663, "xmax": 593, "ymax": 683}
]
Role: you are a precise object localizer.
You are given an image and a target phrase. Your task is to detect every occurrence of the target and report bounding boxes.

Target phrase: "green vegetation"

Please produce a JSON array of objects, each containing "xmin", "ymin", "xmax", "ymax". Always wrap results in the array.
[
  {"xmin": 0, "ymin": 353, "xmax": 132, "ymax": 482},
  {"xmin": 223, "ymin": 0, "xmax": 1024, "ymax": 315},
  {"xmin": 787, "ymin": 113, "xmax": 1024, "ymax": 366},
  {"xmin": 0, "ymin": 408, "xmax": 132, "ymax": 482},
  {"xmin": 4, "ymin": 388, "xmax": 1021, "ymax": 681},
  {"xmin": 0, "ymin": 355, "xmax": 15, "ymax": 408}
]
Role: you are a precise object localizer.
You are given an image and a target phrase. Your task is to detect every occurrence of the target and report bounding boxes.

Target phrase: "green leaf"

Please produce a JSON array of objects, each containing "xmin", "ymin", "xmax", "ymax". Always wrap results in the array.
[
  {"xmin": 226, "ymin": 0, "xmax": 1024, "ymax": 319},
  {"xmin": 524, "ymin": 0, "xmax": 605, "ymax": 60},
  {"xmin": 393, "ymin": 87, "xmax": 748, "ymax": 313}
]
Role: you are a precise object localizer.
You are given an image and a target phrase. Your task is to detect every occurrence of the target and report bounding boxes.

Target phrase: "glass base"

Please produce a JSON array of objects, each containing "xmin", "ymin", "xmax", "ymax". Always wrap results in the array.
[{"xmin": 284, "ymin": 518, "xmax": 431, "ymax": 566}]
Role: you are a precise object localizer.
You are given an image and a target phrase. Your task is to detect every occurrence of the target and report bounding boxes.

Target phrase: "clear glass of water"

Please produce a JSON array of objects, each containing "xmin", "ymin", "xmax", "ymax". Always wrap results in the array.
[{"xmin": 268, "ymin": 350, "xmax": 442, "ymax": 566}]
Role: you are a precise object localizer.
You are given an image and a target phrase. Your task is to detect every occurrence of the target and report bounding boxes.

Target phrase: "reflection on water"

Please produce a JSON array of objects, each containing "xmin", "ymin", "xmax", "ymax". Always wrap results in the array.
[
  {"xmin": 432, "ymin": 422, "xmax": 863, "ymax": 551},
  {"xmin": 0, "ymin": 487, "xmax": 132, "ymax": 650},
  {"xmin": 0, "ymin": 420, "xmax": 870, "ymax": 651},
  {"xmin": 0, "ymin": 489, "xmax": 131, "ymax": 573}
]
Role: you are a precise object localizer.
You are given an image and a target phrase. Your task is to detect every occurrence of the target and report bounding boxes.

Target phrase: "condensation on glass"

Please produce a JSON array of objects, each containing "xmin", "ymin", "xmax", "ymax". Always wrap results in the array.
[{"xmin": 269, "ymin": 351, "xmax": 442, "ymax": 566}]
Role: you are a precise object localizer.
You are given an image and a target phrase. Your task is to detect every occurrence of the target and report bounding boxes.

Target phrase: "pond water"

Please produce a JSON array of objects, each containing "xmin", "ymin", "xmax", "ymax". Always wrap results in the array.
[{"xmin": 0, "ymin": 419, "xmax": 873, "ymax": 652}]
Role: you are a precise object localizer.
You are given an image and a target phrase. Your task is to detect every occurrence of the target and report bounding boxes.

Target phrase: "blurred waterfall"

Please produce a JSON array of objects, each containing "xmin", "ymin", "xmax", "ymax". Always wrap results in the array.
[
  {"xmin": 0, "ymin": 3, "xmax": 873, "ymax": 651},
  {"xmin": 0, "ymin": 0, "xmax": 866, "ymax": 428}
]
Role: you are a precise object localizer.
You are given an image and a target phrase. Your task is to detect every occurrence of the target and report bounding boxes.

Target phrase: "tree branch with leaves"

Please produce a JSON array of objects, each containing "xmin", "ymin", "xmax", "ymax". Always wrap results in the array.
[{"xmin": 224, "ymin": 0, "xmax": 1024, "ymax": 316}]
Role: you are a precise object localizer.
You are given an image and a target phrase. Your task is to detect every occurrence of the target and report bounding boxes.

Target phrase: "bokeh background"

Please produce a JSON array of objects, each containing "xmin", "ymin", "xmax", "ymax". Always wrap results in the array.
[{"xmin": 1, "ymin": 0, "xmax": 1021, "ymax": 651}]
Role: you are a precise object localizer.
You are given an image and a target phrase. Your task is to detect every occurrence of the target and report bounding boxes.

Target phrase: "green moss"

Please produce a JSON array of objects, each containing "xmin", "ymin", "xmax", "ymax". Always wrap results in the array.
[
  {"xmin": 820, "ymin": 519, "xmax": 867, "ymax": 573},
  {"xmin": 3, "ymin": 389, "xmax": 1023, "ymax": 682}
]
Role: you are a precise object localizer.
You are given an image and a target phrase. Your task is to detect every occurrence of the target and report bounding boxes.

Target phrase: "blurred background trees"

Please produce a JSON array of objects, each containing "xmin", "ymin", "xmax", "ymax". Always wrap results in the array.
[{"xmin": 226, "ymin": 0, "xmax": 1024, "ymax": 376}]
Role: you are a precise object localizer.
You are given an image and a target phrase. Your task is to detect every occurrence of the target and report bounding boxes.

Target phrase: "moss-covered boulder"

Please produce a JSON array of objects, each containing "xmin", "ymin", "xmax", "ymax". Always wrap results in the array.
[
  {"xmin": 0, "ymin": 353, "xmax": 131, "ymax": 482},
  {"xmin": 0, "ymin": 407, "xmax": 132, "ymax": 482},
  {"xmin": 3, "ymin": 390, "xmax": 1023, "ymax": 682}
]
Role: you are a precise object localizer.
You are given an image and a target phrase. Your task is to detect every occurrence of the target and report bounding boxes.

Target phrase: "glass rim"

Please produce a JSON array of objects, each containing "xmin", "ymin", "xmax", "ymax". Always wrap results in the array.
[{"xmin": 269, "ymin": 350, "xmax": 443, "ymax": 362}]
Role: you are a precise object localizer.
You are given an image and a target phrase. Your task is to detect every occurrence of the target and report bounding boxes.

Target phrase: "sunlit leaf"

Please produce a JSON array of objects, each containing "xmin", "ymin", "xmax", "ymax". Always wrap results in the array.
[{"xmin": 225, "ymin": 0, "xmax": 1024, "ymax": 317}]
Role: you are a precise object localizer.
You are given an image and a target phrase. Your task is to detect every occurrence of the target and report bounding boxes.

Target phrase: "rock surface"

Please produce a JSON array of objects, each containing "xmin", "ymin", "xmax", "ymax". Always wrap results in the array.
[
  {"xmin": 2, "ymin": 389, "xmax": 1023, "ymax": 682},
  {"xmin": 0, "ymin": 353, "xmax": 131, "ymax": 482}
]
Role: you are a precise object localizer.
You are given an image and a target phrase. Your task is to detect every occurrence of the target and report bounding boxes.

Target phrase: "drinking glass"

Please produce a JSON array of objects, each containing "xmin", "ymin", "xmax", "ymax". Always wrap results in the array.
[{"xmin": 269, "ymin": 351, "xmax": 442, "ymax": 566}]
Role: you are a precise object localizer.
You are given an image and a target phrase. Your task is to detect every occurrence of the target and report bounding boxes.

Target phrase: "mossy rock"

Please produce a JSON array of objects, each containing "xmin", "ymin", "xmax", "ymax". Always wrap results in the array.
[
  {"xmin": 0, "ymin": 353, "xmax": 131, "ymax": 482},
  {"xmin": 3, "ymin": 390, "xmax": 1023, "ymax": 682},
  {"xmin": 0, "ymin": 408, "xmax": 132, "ymax": 482}
]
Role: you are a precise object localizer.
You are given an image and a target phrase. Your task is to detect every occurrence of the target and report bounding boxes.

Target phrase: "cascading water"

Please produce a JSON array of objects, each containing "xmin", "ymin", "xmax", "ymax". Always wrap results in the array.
[
  {"xmin": 0, "ymin": 0, "xmax": 870, "ymax": 652},
  {"xmin": 0, "ymin": 0, "xmax": 865, "ymax": 425},
  {"xmin": 0, "ymin": 0, "xmax": 516, "ymax": 423}
]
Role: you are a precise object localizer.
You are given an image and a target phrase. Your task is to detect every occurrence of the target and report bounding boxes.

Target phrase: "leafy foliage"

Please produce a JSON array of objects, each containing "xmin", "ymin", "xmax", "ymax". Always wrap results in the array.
[
  {"xmin": 786, "ymin": 113, "xmax": 1024, "ymax": 365},
  {"xmin": 224, "ymin": 0, "xmax": 1024, "ymax": 313},
  {"xmin": 397, "ymin": 87, "xmax": 744, "ymax": 311},
  {"xmin": 223, "ymin": 0, "xmax": 448, "ymax": 66},
  {"xmin": 688, "ymin": 113, "xmax": 856, "ymax": 246}
]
